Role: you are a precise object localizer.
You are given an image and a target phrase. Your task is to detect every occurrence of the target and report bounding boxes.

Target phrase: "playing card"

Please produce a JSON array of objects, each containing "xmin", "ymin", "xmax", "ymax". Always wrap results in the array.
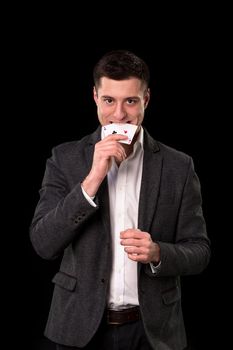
[{"xmin": 102, "ymin": 123, "xmax": 138, "ymax": 144}]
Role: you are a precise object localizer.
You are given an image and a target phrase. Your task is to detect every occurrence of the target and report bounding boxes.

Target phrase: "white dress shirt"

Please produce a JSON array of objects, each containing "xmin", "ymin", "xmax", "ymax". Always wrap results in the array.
[
  {"xmin": 107, "ymin": 128, "xmax": 144, "ymax": 309},
  {"xmin": 81, "ymin": 127, "xmax": 159, "ymax": 310}
]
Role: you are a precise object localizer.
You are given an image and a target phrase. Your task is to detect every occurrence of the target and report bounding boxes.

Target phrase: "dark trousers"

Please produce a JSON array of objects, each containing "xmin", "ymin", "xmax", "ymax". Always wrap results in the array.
[{"xmin": 56, "ymin": 318, "xmax": 153, "ymax": 350}]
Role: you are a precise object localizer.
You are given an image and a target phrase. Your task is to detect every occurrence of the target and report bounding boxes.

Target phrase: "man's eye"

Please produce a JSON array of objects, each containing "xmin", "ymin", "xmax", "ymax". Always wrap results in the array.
[
  {"xmin": 104, "ymin": 98, "xmax": 113, "ymax": 104},
  {"xmin": 127, "ymin": 99, "xmax": 136, "ymax": 105}
]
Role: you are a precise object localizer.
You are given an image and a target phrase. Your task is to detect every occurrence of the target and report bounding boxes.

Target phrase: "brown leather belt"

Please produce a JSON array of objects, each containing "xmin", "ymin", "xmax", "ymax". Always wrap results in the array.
[{"xmin": 106, "ymin": 306, "xmax": 140, "ymax": 325}]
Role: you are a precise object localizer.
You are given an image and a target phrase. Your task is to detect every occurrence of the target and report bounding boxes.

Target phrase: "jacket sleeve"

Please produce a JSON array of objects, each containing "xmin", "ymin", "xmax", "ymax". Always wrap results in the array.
[
  {"xmin": 146, "ymin": 157, "xmax": 211, "ymax": 277},
  {"xmin": 29, "ymin": 147, "xmax": 99, "ymax": 260}
]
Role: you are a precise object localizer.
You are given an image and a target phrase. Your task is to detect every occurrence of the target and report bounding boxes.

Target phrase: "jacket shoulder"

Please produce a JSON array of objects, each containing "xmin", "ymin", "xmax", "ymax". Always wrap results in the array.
[
  {"xmin": 50, "ymin": 128, "xmax": 100, "ymax": 160},
  {"xmin": 144, "ymin": 129, "xmax": 191, "ymax": 165},
  {"xmin": 157, "ymin": 141, "xmax": 192, "ymax": 165},
  {"xmin": 53, "ymin": 135, "xmax": 91, "ymax": 154}
]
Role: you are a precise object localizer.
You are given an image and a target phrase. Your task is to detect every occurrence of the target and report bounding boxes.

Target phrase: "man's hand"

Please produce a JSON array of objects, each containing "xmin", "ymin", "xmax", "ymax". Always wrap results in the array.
[
  {"xmin": 120, "ymin": 229, "xmax": 160, "ymax": 264},
  {"xmin": 82, "ymin": 134, "xmax": 128, "ymax": 197}
]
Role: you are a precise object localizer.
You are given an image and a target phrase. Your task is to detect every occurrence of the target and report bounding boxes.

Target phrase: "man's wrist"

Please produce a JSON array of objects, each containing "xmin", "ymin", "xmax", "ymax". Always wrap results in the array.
[
  {"xmin": 82, "ymin": 173, "xmax": 100, "ymax": 198},
  {"xmin": 152, "ymin": 242, "xmax": 161, "ymax": 263}
]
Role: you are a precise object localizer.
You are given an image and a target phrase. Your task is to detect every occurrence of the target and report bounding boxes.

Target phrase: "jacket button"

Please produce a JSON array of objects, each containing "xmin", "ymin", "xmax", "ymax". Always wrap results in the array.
[
  {"xmin": 74, "ymin": 216, "xmax": 82, "ymax": 224},
  {"xmin": 101, "ymin": 278, "xmax": 105, "ymax": 283}
]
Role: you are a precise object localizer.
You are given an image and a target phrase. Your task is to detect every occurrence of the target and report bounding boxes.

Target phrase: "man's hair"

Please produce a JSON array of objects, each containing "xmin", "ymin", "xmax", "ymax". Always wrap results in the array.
[{"xmin": 93, "ymin": 50, "xmax": 150, "ymax": 89}]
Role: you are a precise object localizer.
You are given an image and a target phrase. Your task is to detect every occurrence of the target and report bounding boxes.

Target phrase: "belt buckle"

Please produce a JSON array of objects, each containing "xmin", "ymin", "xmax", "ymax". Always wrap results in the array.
[
  {"xmin": 107, "ymin": 315, "xmax": 118, "ymax": 325},
  {"xmin": 107, "ymin": 310, "xmax": 121, "ymax": 325}
]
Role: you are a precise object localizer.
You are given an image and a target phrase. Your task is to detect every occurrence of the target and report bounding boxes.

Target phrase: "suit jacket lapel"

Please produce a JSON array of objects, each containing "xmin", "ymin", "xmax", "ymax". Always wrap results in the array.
[{"xmin": 138, "ymin": 130, "xmax": 162, "ymax": 233}]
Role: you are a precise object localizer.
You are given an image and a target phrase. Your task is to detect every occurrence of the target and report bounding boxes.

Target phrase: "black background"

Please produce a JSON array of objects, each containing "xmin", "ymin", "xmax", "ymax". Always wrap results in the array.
[{"xmin": 8, "ymin": 10, "xmax": 227, "ymax": 350}]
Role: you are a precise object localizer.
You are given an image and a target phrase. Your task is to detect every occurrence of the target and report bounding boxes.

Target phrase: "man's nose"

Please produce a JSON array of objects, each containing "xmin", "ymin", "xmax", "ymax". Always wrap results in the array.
[{"xmin": 112, "ymin": 103, "xmax": 127, "ymax": 121}]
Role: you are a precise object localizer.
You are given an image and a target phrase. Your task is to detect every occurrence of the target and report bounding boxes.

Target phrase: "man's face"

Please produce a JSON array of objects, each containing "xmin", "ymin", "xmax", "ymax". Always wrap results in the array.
[{"xmin": 93, "ymin": 77, "xmax": 150, "ymax": 127}]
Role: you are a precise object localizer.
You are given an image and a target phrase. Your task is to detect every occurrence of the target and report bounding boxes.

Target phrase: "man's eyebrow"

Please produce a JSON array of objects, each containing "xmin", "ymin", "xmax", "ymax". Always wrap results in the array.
[
  {"xmin": 101, "ymin": 95, "xmax": 139, "ymax": 99},
  {"xmin": 101, "ymin": 95, "xmax": 114, "ymax": 98}
]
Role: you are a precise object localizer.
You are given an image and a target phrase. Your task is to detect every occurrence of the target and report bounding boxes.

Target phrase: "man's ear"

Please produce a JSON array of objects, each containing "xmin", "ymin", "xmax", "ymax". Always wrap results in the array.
[
  {"xmin": 93, "ymin": 86, "xmax": 98, "ymax": 104},
  {"xmin": 144, "ymin": 88, "xmax": 150, "ymax": 109}
]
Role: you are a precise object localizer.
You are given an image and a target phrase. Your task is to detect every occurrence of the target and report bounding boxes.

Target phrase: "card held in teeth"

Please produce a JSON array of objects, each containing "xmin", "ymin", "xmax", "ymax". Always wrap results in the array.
[{"xmin": 102, "ymin": 123, "xmax": 138, "ymax": 144}]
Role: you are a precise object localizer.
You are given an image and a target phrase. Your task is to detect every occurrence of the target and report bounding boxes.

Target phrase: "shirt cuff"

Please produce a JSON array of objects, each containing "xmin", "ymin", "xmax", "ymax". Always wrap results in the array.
[
  {"xmin": 81, "ymin": 186, "xmax": 97, "ymax": 208},
  {"xmin": 150, "ymin": 261, "xmax": 161, "ymax": 274}
]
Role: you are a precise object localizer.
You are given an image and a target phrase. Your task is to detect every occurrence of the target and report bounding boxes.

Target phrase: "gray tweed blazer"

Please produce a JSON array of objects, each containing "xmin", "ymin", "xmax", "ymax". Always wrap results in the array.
[{"xmin": 30, "ymin": 126, "xmax": 210, "ymax": 350}]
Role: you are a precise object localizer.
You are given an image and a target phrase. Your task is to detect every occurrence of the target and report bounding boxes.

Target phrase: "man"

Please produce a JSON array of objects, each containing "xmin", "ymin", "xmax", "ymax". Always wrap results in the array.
[{"xmin": 30, "ymin": 50, "xmax": 211, "ymax": 350}]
